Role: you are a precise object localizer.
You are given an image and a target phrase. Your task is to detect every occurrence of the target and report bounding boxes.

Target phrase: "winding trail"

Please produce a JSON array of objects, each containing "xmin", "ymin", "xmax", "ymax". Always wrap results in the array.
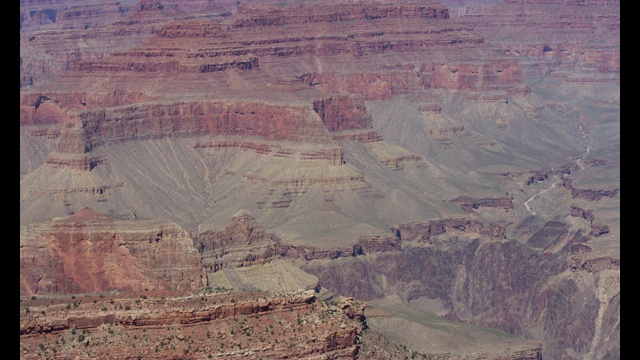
[{"xmin": 524, "ymin": 111, "xmax": 591, "ymax": 216}]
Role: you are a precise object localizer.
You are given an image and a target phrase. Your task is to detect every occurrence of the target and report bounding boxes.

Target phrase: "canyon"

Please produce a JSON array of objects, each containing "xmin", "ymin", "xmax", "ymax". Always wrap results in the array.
[{"xmin": 20, "ymin": 0, "xmax": 619, "ymax": 359}]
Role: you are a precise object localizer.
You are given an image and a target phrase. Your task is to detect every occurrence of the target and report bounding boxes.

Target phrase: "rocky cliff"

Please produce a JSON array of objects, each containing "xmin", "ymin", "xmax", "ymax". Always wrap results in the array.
[
  {"xmin": 562, "ymin": 177, "xmax": 620, "ymax": 201},
  {"xmin": 20, "ymin": 289, "xmax": 366, "ymax": 359},
  {"xmin": 20, "ymin": 208, "xmax": 206, "ymax": 295},
  {"xmin": 391, "ymin": 218, "xmax": 506, "ymax": 243},
  {"xmin": 302, "ymin": 218, "xmax": 619, "ymax": 360},
  {"xmin": 448, "ymin": 0, "xmax": 619, "ymax": 82}
]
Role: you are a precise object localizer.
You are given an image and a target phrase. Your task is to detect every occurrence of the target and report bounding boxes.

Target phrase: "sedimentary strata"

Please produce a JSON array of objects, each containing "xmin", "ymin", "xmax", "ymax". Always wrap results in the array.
[
  {"xmin": 20, "ymin": 290, "xmax": 366, "ymax": 360},
  {"xmin": 20, "ymin": 208, "xmax": 205, "ymax": 295}
]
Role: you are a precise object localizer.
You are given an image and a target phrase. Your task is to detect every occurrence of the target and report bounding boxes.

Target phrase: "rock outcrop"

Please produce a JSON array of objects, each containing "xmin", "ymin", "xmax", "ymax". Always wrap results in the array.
[
  {"xmin": 194, "ymin": 210, "xmax": 280, "ymax": 273},
  {"xmin": 570, "ymin": 204, "xmax": 594, "ymax": 223},
  {"xmin": 20, "ymin": 289, "xmax": 366, "ymax": 359},
  {"xmin": 302, "ymin": 224, "xmax": 619, "ymax": 360},
  {"xmin": 449, "ymin": 0, "xmax": 620, "ymax": 82},
  {"xmin": 20, "ymin": 208, "xmax": 206, "ymax": 295},
  {"xmin": 391, "ymin": 218, "xmax": 506, "ymax": 243},
  {"xmin": 450, "ymin": 195, "xmax": 513, "ymax": 213},
  {"xmin": 280, "ymin": 235, "xmax": 401, "ymax": 261},
  {"xmin": 563, "ymin": 178, "xmax": 619, "ymax": 200}
]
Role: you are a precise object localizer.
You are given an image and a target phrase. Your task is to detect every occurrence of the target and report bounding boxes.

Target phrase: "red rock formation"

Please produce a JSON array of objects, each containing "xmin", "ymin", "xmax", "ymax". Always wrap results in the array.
[
  {"xmin": 21, "ymin": 290, "xmax": 317, "ymax": 335},
  {"xmin": 20, "ymin": 208, "xmax": 205, "ymax": 295},
  {"xmin": 54, "ymin": 100, "xmax": 335, "ymax": 155},
  {"xmin": 430, "ymin": 59, "xmax": 523, "ymax": 91},
  {"xmin": 19, "ymin": 95, "xmax": 67, "ymax": 126},
  {"xmin": 20, "ymin": 290, "xmax": 366, "ymax": 359},
  {"xmin": 309, "ymin": 71, "xmax": 424, "ymax": 100},
  {"xmin": 280, "ymin": 234, "xmax": 401, "ymax": 261},
  {"xmin": 571, "ymin": 187, "xmax": 620, "ymax": 201},
  {"xmin": 525, "ymin": 165, "xmax": 572, "ymax": 185},
  {"xmin": 232, "ymin": 2, "xmax": 450, "ymax": 29},
  {"xmin": 313, "ymin": 96, "xmax": 373, "ymax": 132},
  {"xmin": 451, "ymin": 0, "xmax": 620, "ymax": 81}
]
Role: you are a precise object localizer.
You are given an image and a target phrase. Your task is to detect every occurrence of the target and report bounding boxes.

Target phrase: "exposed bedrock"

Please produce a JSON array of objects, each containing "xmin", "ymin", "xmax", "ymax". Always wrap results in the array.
[
  {"xmin": 451, "ymin": 0, "xmax": 620, "ymax": 80},
  {"xmin": 298, "ymin": 59, "xmax": 526, "ymax": 100},
  {"xmin": 280, "ymin": 235, "xmax": 401, "ymax": 261},
  {"xmin": 20, "ymin": 95, "xmax": 67, "ymax": 126},
  {"xmin": 430, "ymin": 60, "xmax": 523, "ymax": 91},
  {"xmin": 450, "ymin": 195, "xmax": 513, "ymax": 213},
  {"xmin": 19, "ymin": 208, "xmax": 206, "ymax": 295},
  {"xmin": 301, "ymin": 222, "xmax": 619, "ymax": 359},
  {"xmin": 194, "ymin": 209, "xmax": 281, "ymax": 273},
  {"xmin": 233, "ymin": 2, "xmax": 450, "ymax": 28},
  {"xmin": 20, "ymin": 290, "xmax": 318, "ymax": 335},
  {"xmin": 312, "ymin": 95, "xmax": 373, "ymax": 132},
  {"xmin": 390, "ymin": 218, "xmax": 506, "ymax": 243},
  {"xmin": 20, "ymin": 90, "xmax": 149, "ymax": 116},
  {"xmin": 20, "ymin": 291, "xmax": 366, "ymax": 360},
  {"xmin": 39, "ymin": 94, "xmax": 373, "ymax": 151},
  {"xmin": 562, "ymin": 178, "xmax": 619, "ymax": 201},
  {"xmin": 52, "ymin": 100, "xmax": 334, "ymax": 155},
  {"xmin": 38, "ymin": 94, "xmax": 378, "ymax": 170},
  {"xmin": 303, "ymin": 71, "xmax": 423, "ymax": 100}
]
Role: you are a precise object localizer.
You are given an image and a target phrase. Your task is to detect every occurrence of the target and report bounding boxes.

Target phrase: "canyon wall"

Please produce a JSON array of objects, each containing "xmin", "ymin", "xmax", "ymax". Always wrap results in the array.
[
  {"xmin": 302, "ymin": 220, "xmax": 619, "ymax": 360},
  {"xmin": 20, "ymin": 208, "xmax": 206, "ymax": 295}
]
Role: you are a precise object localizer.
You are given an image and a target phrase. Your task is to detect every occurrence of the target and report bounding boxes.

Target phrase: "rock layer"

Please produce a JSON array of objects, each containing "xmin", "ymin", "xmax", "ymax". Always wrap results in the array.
[
  {"xmin": 20, "ymin": 208, "xmax": 205, "ymax": 295},
  {"xmin": 20, "ymin": 290, "xmax": 366, "ymax": 360}
]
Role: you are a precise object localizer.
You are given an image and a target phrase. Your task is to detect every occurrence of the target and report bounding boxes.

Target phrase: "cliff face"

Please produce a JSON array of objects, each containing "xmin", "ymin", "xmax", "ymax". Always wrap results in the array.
[
  {"xmin": 20, "ymin": 208, "xmax": 205, "ymax": 295},
  {"xmin": 20, "ymin": 0, "xmax": 526, "ymax": 116},
  {"xmin": 449, "ymin": 0, "xmax": 620, "ymax": 81},
  {"xmin": 450, "ymin": 195, "xmax": 513, "ymax": 213},
  {"xmin": 562, "ymin": 178, "xmax": 620, "ymax": 201},
  {"xmin": 391, "ymin": 218, "xmax": 506, "ymax": 243},
  {"xmin": 20, "ymin": 290, "xmax": 367, "ymax": 360},
  {"xmin": 19, "ymin": 0, "xmax": 533, "ymax": 181},
  {"xmin": 54, "ymin": 100, "xmax": 336, "ymax": 154},
  {"xmin": 302, "ymin": 220, "xmax": 619, "ymax": 360},
  {"xmin": 194, "ymin": 210, "xmax": 280, "ymax": 273}
]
